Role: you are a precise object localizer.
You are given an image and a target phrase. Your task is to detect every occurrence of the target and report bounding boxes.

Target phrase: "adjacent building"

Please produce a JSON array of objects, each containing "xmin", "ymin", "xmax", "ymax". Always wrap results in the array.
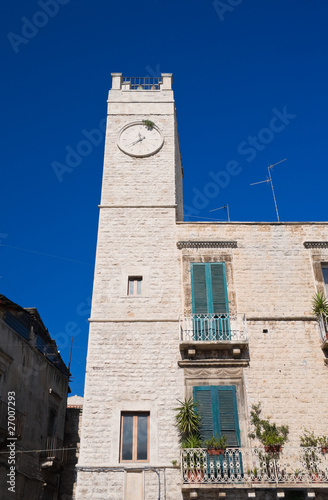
[
  {"xmin": 76, "ymin": 74, "xmax": 328, "ymax": 500},
  {"xmin": 60, "ymin": 395, "xmax": 83, "ymax": 500},
  {"xmin": 0, "ymin": 295, "xmax": 70, "ymax": 499}
]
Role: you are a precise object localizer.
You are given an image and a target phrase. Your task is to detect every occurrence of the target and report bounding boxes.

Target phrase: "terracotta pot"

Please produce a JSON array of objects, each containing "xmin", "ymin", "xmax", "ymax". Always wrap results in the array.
[
  {"xmin": 207, "ymin": 448, "xmax": 225, "ymax": 456},
  {"xmin": 264, "ymin": 444, "xmax": 282, "ymax": 453},
  {"xmin": 187, "ymin": 469, "xmax": 204, "ymax": 482}
]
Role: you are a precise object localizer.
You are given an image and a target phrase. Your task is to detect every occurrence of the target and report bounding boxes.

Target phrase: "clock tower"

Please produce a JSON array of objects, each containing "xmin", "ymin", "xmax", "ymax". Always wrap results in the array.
[{"xmin": 76, "ymin": 73, "xmax": 184, "ymax": 500}]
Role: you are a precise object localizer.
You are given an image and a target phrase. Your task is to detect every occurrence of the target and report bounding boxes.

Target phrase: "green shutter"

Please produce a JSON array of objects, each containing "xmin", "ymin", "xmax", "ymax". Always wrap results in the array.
[
  {"xmin": 217, "ymin": 387, "xmax": 240, "ymax": 446},
  {"xmin": 191, "ymin": 264, "xmax": 208, "ymax": 314},
  {"xmin": 193, "ymin": 387, "xmax": 214, "ymax": 441},
  {"xmin": 191, "ymin": 263, "xmax": 228, "ymax": 315},
  {"xmin": 210, "ymin": 264, "xmax": 229, "ymax": 314},
  {"xmin": 193, "ymin": 386, "xmax": 240, "ymax": 447}
]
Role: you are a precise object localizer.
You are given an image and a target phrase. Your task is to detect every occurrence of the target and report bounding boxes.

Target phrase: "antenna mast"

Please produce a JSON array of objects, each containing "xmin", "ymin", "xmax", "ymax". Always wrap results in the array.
[
  {"xmin": 250, "ymin": 159, "xmax": 286, "ymax": 222},
  {"xmin": 209, "ymin": 204, "xmax": 230, "ymax": 222}
]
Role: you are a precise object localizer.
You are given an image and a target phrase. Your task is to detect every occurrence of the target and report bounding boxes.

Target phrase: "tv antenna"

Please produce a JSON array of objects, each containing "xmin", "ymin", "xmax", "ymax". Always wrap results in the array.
[
  {"xmin": 250, "ymin": 159, "xmax": 286, "ymax": 222},
  {"xmin": 209, "ymin": 204, "xmax": 230, "ymax": 222}
]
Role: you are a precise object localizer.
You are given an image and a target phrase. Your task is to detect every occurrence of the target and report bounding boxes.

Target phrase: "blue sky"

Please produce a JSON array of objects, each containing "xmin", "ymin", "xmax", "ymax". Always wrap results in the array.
[{"xmin": 1, "ymin": 0, "xmax": 328, "ymax": 396}]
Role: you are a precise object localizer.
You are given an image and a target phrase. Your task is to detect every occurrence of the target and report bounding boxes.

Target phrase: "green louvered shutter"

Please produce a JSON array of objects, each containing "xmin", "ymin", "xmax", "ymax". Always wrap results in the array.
[
  {"xmin": 191, "ymin": 263, "xmax": 228, "ymax": 315},
  {"xmin": 193, "ymin": 387, "xmax": 216, "ymax": 441},
  {"xmin": 211, "ymin": 264, "xmax": 229, "ymax": 314},
  {"xmin": 217, "ymin": 387, "xmax": 240, "ymax": 446},
  {"xmin": 193, "ymin": 386, "xmax": 240, "ymax": 447},
  {"xmin": 191, "ymin": 264, "xmax": 208, "ymax": 314}
]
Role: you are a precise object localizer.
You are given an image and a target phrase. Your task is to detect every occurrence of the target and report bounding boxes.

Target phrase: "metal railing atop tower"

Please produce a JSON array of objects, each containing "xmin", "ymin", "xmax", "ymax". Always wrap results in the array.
[{"xmin": 122, "ymin": 76, "xmax": 162, "ymax": 90}]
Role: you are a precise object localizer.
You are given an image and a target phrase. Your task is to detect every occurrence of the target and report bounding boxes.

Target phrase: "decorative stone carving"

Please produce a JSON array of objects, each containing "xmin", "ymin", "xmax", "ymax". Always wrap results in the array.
[
  {"xmin": 177, "ymin": 241, "xmax": 237, "ymax": 249},
  {"xmin": 304, "ymin": 242, "xmax": 328, "ymax": 248},
  {"xmin": 183, "ymin": 367, "xmax": 244, "ymax": 378}
]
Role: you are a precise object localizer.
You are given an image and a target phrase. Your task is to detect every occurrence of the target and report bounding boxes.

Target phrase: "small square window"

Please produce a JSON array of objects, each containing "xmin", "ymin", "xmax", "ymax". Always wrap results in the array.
[
  {"xmin": 128, "ymin": 277, "xmax": 142, "ymax": 296},
  {"xmin": 120, "ymin": 412, "xmax": 149, "ymax": 462}
]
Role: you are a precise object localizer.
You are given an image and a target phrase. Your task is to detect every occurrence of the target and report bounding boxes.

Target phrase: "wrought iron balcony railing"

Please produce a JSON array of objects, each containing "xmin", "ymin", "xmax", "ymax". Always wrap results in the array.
[
  {"xmin": 319, "ymin": 315, "xmax": 328, "ymax": 344},
  {"xmin": 179, "ymin": 314, "xmax": 247, "ymax": 343},
  {"xmin": 41, "ymin": 435, "xmax": 66, "ymax": 464},
  {"xmin": 181, "ymin": 447, "xmax": 328, "ymax": 485}
]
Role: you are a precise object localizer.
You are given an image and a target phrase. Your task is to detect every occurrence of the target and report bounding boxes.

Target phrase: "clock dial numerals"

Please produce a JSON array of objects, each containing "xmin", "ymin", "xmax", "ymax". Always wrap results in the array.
[{"xmin": 118, "ymin": 122, "xmax": 164, "ymax": 157}]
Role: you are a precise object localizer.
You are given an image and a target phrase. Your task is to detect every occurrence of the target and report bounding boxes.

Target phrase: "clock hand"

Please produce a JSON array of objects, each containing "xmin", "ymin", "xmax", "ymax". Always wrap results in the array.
[
  {"xmin": 128, "ymin": 138, "xmax": 142, "ymax": 147},
  {"xmin": 128, "ymin": 136, "xmax": 146, "ymax": 147}
]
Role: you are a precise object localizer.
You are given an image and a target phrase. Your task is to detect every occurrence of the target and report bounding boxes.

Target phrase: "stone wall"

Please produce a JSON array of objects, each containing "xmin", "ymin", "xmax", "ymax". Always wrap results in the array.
[{"xmin": 76, "ymin": 73, "xmax": 328, "ymax": 499}]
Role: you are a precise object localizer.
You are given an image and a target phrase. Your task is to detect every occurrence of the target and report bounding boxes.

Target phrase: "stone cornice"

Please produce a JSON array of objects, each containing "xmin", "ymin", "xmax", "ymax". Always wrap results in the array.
[
  {"xmin": 304, "ymin": 241, "xmax": 328, "ymax": 249},
  {"xmin": 99, "ymin": 204, "xmax": 177, "ymax": 209},
  {"xmin": 178, "ymin": 360, "xmax": 249, "ymax": 368},
  {"xmin": 89, "ymin": 318, "xmax": 179, "ymax": 323},
  {"xmin": 177, "ymin": 241, "xmax": 237, "ymax": 249}
]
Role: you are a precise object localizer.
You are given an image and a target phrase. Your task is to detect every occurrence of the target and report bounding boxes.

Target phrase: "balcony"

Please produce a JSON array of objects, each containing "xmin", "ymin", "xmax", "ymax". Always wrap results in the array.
[
  {"xmin": 319, "ymin": 315, "xmax": 328, "ymax": 352},
  {"xmin": 40, "ymin": 435, "xmax": 66, "ymax": 469},
  {"xmin": 179, "ymin": 314, "xmax": 248, "ymax": 361},
  {"xmin": 181, "ymin": 447, "xmax": 328, "ymax": 491}
]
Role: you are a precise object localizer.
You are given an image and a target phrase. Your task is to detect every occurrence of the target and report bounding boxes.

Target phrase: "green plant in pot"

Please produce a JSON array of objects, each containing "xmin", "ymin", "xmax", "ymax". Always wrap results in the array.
[
  {"xmin": 181, "ymin": 434, "xmax": 202, "ymax": 449},
  {"xmin": 312, "ymin": 291, "xmax": 328, "ymax": 317},
  {"xmin": 175, "ymin": 397, "xmax": 201, "ymax": 439},
  {"xmin": 247, "ymin": 467, "xmax": 259, "ymax": 481},
  {"xmin": 300, "ymin": 429, "xmax": 320, "ymax": 475},
  {"xmin": 318, "ymin": 435, "xmax": 328, "ymax": 453},
  {"xmin": 312, "ymin": 291, "xmax": 328, "ymax": 338},
  {"xmin": 175, "ymin": 398, "xmax": 203, "ymax": 478},
  {"xmin": 249, "ymin": 403, "xmax": 289, "ymax": 453},
  {"xmin": 204, "ymin": 434, "xmax": 227, "ymax": 455}
]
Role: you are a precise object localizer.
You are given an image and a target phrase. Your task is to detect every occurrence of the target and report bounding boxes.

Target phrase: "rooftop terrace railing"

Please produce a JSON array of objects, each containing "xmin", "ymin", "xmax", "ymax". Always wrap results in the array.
[{"xmin": 122, "ymin": 76, "xmax": 162, "ymax": 90}]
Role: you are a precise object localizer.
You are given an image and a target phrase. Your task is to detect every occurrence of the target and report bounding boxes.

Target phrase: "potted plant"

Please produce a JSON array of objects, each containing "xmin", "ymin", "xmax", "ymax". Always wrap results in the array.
[
  {"xmin": 293, "ymin": 469, "xmax": 302, "ymax": 482},
  {"xmin": 247, "ymin": 467, "xmax": 260, "ymax": 482},
  {"xmin": 312, "ymin": 291, "xmax": 328, "ymax": 338},
  {"xmin": 318, "ymin": 435, "xmax": 328, "ymax": 453},
  {"xmin": 180, "ymin": 435, "xmax": 204, "ymax": 481},
  {"xmin": 174, "ymin": 397, "xmax": 201, "ymax": 439},
  {"xmin": 204, "ymin": 435, "xmax": 227, "ymax": 455},
  {"xmin": 181, "ymin": 434, "xmax": 202, "ymax": 449},
  {"xmin": 300, "ymin": 429, "xmax": 320, "ymax": 477},
  {"xmin": 249, "ymin": 403, "xmax": 289, "ymax": 453},
  {"xmin": 174, "ymin": 398, "xmax": 203, "ymax": 482}
]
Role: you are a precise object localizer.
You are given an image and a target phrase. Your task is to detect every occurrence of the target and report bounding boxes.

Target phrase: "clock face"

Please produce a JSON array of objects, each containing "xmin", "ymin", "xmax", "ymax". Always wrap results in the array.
[{"xmin": 118, "ymin": 121, "xmax": 164, "ymax": 157}]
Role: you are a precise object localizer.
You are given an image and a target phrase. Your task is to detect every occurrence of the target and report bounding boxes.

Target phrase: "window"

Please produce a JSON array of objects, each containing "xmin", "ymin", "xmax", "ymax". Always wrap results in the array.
[
  {"xmin": 193, "ymin": 385, "xmax": 240, "ymax": 446},
  {"xmin": 128, "ymin": 276, "xmax": 142, "ymax": 296},
  {"xmin": 322, "ymin": 265, "xmax": 328, "ymax": 297},
  {"xmin": 47, "ymin": 408, "xmax": 57, "ymax": 437},
  {"xmin": 191, "ymin": 263, "xmax": 230, "ymax": 340},
  {"xmin": 120, "ymin": 412, "xmax": 149, "ymax": 462}
]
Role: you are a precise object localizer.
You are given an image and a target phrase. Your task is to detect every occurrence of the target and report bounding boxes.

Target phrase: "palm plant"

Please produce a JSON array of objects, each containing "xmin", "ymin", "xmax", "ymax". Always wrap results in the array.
[
  {"xmin": 174, "ymin": 397, "xmax": 201, "ymax": 438},
  {"xmin": 311, "ymin": 291, "xmax": 328, "ymax": 318},
  {"xmin": 181, "ymin": 434, "xmax": 202, "ymax": 449}
]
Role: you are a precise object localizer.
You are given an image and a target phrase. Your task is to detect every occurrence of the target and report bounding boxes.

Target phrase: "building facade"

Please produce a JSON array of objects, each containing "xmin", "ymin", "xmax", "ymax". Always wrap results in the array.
[
  {"xmin": 76, "ymin": 74, "xmax": 328, "ymax": 500},
  {"xmin": 0, "ymin": 295, "xmax": 70, "ymax": 499},
  {"xmin": 60, "ymin": 395, "xmax": 83, "ymax": 500}
]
